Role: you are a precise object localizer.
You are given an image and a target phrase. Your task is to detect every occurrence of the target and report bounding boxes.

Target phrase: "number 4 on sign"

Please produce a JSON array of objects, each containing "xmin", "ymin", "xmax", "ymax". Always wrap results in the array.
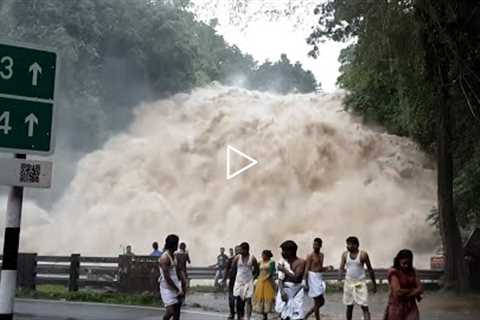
[
  {"xmin": 0, "ymin": 111, "xmax": 12, "ymax": 134},
  {"xmin": 25, "ymin": 113, "xmax": 38, "ymax": 137}
]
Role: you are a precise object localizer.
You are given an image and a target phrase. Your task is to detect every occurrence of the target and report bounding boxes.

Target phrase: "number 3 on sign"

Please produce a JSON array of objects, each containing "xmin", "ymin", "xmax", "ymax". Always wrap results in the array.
[
  {"xmin": 0, "ymin": 111, "xmax": 12, "ymax": 134},
  {"xmin": 0, "ymin": 56, "xmax": 14, "ymax": 80}
]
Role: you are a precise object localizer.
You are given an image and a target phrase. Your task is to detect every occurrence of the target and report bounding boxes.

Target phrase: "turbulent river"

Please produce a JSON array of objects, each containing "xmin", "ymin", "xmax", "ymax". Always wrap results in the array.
[{"xmin": 12, "ymin": 85, "xmax": 438, "ymax": 267}]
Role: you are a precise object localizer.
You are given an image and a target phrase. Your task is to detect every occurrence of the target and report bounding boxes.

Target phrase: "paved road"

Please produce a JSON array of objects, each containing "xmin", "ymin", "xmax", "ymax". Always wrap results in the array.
[
  {"xmin": 15, "ymin": 293, "xmax": 480, "ymax": 320},
  {"xmin": 15, "ymin": 299, "xmax": 225, "ymax": 320},
  {"xmin": 187, "ymin": 291, "xmax": 480, "ymax": 320}
]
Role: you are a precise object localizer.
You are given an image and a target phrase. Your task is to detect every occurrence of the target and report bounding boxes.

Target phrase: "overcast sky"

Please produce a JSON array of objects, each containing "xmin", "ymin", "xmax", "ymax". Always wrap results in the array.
[{"xmin": 191, "ymin": 0, "xmax": 347, "ymax": 92}]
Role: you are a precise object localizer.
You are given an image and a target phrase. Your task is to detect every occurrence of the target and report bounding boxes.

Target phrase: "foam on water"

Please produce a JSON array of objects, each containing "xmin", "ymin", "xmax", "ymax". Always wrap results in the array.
[{"xmin": 16, "ymin": 85, "xmax": 437, "ymax": 267}]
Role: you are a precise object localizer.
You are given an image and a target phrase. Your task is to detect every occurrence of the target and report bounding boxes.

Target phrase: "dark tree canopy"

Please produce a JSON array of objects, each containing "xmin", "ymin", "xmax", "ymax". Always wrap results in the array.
[
  {"xmin": 249, "ymin": 54, "xmax": 318, "ymax": 94},
  {"xmin": 0, "ymin": 0, "xmax": 318, "ymax": 152},
  {"xmin": 308, "ymin": 0, "xmax": 480, "ymax": 232},
  {"xmin": 308, "ymin": 0, "xmax": 480, "ymax": 290}
]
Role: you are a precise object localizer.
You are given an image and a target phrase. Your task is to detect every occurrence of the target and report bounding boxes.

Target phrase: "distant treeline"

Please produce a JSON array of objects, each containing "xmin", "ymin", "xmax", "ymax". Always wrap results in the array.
[{"xmin": 0, "ymin": 0, "xmax": 318, "ymax": 151}]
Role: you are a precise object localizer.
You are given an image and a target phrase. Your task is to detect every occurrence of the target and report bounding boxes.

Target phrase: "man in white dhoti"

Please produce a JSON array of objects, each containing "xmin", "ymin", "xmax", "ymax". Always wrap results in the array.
[
  {"xmin": 276, "ymin": 240, "xmax": 306, "ymax": 320},
  {"xmin": 232, "ymin": 242, "xmax": 259, "ymax": 320},
  {"xmin": 159, "ymin": 234, "xmax": 187, "ymax": 320},
  {"xmin": 304, "ymin": 238, "xmax": 327, "ymax": 320},
  {"xmin": 339, "ymin": 236, "xmax": 377, "ymax": 320}
]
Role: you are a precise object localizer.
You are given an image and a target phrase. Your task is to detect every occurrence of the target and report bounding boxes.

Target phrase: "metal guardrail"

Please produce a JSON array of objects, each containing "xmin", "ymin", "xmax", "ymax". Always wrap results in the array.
[{"xmin": 2, "ymin": 254, "xmax": 444, "ymax": 293}]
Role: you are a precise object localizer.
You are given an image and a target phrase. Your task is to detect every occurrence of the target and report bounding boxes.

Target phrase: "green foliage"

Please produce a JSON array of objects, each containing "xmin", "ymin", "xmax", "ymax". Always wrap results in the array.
[
  {"xmin": 17, "ymin": 285, "xmax": 161, "ymax": 306},
  {"xmin": 248, "ymin": 54, "xmax": 318, "ymax": 94},
  {"xmin": 0, "ymin": 0, "xmax": 317, "ymax": 154},
  {"xmin": 308, "ymin": 0, "xmax": 480, "ymax": 229}
]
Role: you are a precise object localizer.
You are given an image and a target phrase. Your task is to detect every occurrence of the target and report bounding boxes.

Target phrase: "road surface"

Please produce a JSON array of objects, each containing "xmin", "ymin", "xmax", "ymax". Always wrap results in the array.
[
  {"xmin": 187, "ymin": 291, "xmax": 480, "ymax": 320},
  {"xmin": 15, "ymin": 299, "xmax": 225, "ymax": 320},
  {"xmin": 16, "ymin": 292, "xmax": 480, "ymax": 320}
]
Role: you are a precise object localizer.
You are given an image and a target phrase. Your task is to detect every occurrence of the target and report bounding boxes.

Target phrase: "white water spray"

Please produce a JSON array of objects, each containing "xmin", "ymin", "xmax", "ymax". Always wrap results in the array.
[{"xmin": 17, "ymin": 85, "xmax": 437, "ymax": 267}]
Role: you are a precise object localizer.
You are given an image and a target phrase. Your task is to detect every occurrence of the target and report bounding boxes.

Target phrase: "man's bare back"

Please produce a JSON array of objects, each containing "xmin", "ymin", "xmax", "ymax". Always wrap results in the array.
[{"xmin": 285, "ymin": 258, "xmax": 306, "ymax": 283}]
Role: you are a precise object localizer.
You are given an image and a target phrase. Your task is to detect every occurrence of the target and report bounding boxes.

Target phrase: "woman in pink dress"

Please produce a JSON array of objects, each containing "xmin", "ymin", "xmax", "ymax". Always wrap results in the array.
[{"xmin": 384, "ymin": 249, "xmax": 423, "ymax": 320}]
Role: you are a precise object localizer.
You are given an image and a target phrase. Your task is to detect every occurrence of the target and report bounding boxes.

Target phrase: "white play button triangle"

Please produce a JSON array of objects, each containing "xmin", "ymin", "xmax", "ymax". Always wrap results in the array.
[{"xmin": 226, "ymin": 145, "xmax": 258, "ymax": 180}]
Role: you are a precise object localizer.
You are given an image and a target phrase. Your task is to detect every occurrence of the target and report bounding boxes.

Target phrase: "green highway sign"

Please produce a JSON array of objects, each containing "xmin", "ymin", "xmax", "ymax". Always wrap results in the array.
[
  {"xmin": 0, "ymin": 40, "xmax": 57, "ymax": 154},
  {"xmin": 0, "ymin": 97, "xmax": 52, "ymax": 152}
]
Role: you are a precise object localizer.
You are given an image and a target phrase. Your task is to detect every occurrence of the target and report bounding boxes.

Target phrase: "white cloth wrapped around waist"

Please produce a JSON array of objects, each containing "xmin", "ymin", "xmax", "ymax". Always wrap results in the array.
[
  {"xmin": 342, "ymin": 278, "xmax": 368, "ymax": 306},
  {"xmin": 307, "ymin": 271, "xmax": 326, "ymax": 298},
  {"xmin": 159, "ymin": 269, "xmax": 182, "ymax": 306},
  {"xmin": 275, "ymin": 282, "xmax": 305, "ymax": 320},
  {"xmin": 233, "ymin": 278, "xmax": 254, "ymax": 300}
]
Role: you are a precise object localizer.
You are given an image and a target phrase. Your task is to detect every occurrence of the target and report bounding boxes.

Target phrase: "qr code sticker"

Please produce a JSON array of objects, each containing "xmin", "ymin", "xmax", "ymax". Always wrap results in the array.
[{"xmin": 20, "ymin": 163, "xmax": 41, "ymax": 183}]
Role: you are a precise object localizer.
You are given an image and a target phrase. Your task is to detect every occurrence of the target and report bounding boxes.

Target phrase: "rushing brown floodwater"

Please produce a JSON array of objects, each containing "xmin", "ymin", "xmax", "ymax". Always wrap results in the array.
[{"xmin": 19, "ymin": 85, "xmax": 438, "ymax": 266}]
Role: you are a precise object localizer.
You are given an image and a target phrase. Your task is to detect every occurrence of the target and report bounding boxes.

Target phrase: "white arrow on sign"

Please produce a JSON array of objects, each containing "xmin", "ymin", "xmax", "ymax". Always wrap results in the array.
[
  {"xmin": 28, "ymin": 62, "xmax": 42, "ymax": 86},
  {"xmin": 25, "ymin": 113, "xmax": 38, "ymax": 137}
]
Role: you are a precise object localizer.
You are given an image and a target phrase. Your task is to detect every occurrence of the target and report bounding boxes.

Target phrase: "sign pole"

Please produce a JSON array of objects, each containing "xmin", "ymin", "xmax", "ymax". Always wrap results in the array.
[
  {"xmin": 0, "ymin": 154, "xmax": 26, "ymax": 319},
  {"xmin": 0, "ymin": 40, "xmax": 57, "ymax": 318}
]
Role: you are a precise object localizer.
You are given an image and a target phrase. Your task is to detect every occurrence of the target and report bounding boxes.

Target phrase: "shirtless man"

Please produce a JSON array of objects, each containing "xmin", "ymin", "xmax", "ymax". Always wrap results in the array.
[
  {"xmin": 175, "ymin": 242, "xmax": 191, "ymax": 288},
  {"xmin": 159, "ymin": 234, "xmax": 187, "ymax": 320},
  {"xmin": 339, "ymin": 236, "xmax": 377, "ymax": 320},
  {"xmin": 304, "ymin": 238, "xmax": 326, "ymax": 320},
  {"xmin": 211, "ymin": 247, "xmax": 229, "ymax": 290},
  {"xmin": 276, "ymin": 240, "xmax": 306, "ymax": 320}
]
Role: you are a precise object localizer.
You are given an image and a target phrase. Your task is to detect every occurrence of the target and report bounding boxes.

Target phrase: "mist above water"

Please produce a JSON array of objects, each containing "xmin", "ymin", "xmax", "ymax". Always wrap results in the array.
[{"xmin": 19, "ymin": 85, "xmax": 438, "ymax": 267}]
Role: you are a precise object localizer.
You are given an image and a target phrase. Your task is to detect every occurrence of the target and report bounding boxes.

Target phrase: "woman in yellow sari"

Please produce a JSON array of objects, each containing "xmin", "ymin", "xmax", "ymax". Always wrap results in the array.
[{"xmin": 253, "ymin": 250, "xmax": 276, "ymax": 320}]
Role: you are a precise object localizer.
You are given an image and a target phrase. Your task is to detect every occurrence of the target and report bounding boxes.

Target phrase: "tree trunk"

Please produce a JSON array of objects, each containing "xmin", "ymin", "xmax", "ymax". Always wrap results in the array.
[
  {"xmin": 417, "ymin": 0, "xmax": 469, "ymax": 291},
  {"xmin": 436, "ymin": 68, "xmax": 468, "ymax": 291}
]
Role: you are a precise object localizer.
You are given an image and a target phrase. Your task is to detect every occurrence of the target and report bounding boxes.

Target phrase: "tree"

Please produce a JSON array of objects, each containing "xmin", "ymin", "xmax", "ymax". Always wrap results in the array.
[
  {"xmin": 415, "ymin": 0, "xmax": 478, "ymax": 291},
  {"xmin": 0, "ymin": 0, "xmax": 319, "ymax": 208},
  {"xmin": 0, "ymin": 0, "xmax": 319, "ymax": 158},
  {"xmin": 248, "ymin": 54, "xmax": 318, "ymax": 94},
  {"xmin": 308, "ymin": 0, "xmax": 480, "ymax": 291}
]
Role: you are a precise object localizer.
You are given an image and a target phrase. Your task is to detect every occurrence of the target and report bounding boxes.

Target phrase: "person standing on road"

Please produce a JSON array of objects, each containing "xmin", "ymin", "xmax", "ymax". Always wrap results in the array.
[
  {"xmin": 224, "ymin": 245, "xmax": 241, "ymax": 319},
  {"xmin": 384, "ymin": 249, "xmax": 423, "ymax": 320},
  {"xmin": 233, "ymin": 242, "xmax": 259, "ymax": 320},
  {"xmin": 211, "ymin": 247, "xmax": 229, "ymax": 290},
  {"xmin": 159, "ymin": 234, "xmax": 186, "ymax": 320},
  {"xmin": 339, "ymin": 236, "xmax": 377, "ymax": 320},
  {"xmin": 175, "ymin": 242, "xmax": 191, "ymax": 288},
  {"xmin": 304, "ymin": 237, "xmax": 327, "ymax": 320},
  {"xmin": 151, "ymin": 241, "xmax": 162, "ymax": 257},
  {"xmin": 275, "ymin": 240, "xmax": 306, "ymax": 320},
  {"xmin": 125, "ymin": 245, "xmax": 135, "ymax": 256},
  {"xmin": 253, "ymin": 250, "xmax": 276, "ymax": 320},
  {"xmin": 149, "ymin": 241, "xmax": 163, "ymax": 294}
]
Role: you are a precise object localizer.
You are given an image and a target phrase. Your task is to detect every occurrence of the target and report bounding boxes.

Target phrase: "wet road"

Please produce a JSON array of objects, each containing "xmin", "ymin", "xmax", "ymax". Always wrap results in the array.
[
  {"xmin": 15, "ymin": 299, "xmax": 224, "ymax": 320},
  {"xmin": 186, "ymin": 291, "xmax": 480, "ymax": 320},
  {"xmin": 15, "ymin": 291, "xmax": 480, "ymax": 320}
]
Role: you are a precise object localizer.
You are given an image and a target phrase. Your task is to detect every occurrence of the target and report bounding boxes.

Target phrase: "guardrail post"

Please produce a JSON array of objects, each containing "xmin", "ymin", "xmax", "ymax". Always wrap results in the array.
[
  {"xmin": 17, "ymin": 253, "xmax": 36, "ymax": 290},
  {"xmin": 117, "ymin": 255, "xmax": 129, "ymax": 293},
  {"xmin": 69, "ymin": 254, "xmax": 80, "ymax": 292}
]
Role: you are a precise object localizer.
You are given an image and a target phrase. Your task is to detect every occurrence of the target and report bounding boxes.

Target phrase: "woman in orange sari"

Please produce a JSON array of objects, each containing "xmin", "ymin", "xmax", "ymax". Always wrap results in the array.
[
  {"xmin": 253, "ymin": 250, "xmax": 276, "ymax": 320},
  {"xmin": 384, "ymin": 249, "xmax": 423, "ymax": 320}
]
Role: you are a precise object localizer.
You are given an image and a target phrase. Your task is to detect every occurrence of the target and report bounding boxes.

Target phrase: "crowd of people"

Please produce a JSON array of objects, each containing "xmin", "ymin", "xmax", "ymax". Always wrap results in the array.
[{"xmin": 155, "ymin": 234, "xmax": 424, "ymax": 320}]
